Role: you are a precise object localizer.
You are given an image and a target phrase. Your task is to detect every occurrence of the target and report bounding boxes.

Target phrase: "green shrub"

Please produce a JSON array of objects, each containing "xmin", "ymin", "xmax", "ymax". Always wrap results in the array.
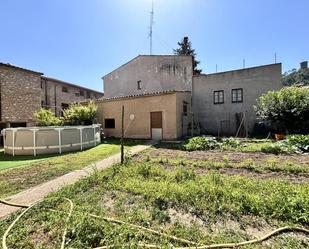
[
  {"xmin": 63, "ymin": 101, "xmax": 97, "ymax": 125},
  {"xmin": 183, "ymin": 136, "xmax": 220, "ymax": 151},
  {"xmin": 255, "ymin": 87, "xmax": 309, "ymax": 133},
  {"xmin": 261, "ymin": 141, "xmax": 299, "ymax": 154},
  {"xmin": 286, "ymin": 134, "xmax": 309, "ymax": 153},
  {"xmin": 34, "ymin": 108, "xmax": 63, "ymax": 126},
  {"xmin": 221, "ymin": 137, "xmax": 241, "ymax": 148}
]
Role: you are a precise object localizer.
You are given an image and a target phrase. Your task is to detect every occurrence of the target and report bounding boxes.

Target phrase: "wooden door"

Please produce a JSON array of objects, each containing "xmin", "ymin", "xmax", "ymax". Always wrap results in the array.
[{"xmin": 150, "ymin": 112, "xmax": 163, "ymax": 140}]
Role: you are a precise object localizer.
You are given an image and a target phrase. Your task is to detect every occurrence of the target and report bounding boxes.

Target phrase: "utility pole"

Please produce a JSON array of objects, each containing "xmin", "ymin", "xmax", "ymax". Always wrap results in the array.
[
  {"xmin": 243, "ymin": 59, "xmax": 246, "ymax": 68},
  {"xmin": 149, "ymin": 0, "xmax": 154, "ymax": 55},
  {"xmin": 121, "ymin": 105, "xmax": 124, "ymax": 164}
]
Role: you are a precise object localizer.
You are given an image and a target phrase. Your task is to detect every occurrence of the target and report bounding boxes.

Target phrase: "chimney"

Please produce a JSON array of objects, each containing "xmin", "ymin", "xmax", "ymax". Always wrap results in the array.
[{"xmin": 300, "ymin": 61, "xmax": 308, "ymax": 69}]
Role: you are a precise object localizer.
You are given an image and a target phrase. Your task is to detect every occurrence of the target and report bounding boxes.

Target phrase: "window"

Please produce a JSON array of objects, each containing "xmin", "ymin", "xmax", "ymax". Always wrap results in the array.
[
  {"xmin": 232, "ymin": 88, "xmax": 243, "ymax": 103},
  {"xmin": 62, "ymin": 87, "xmax": 68, "ymax": 93},
  {"xmin": 41, "ymin": 101, "xmax": 45, "ymax": 107},
  {"xmin": 183, "ymin": 102, "xmax": 188, "ymax": 116},
  {"xmin": 214, "ymin": 90, "xmax": 224, "ymax": 104},
  {"xmin": 75, "ymin": 92, "xmax": 80, "ymax": 97},
  {"xmin": 61, "ymin": 103, "xmax": 69, "ymax": 116},
  {"xmin": 87, "ymin": 91, "xmax": 91, "ymax": 98},
  {"xmin": 137, "ymin": 80, "xmax": 141, "ymax": 90},
  {"xmin": 105, "ymin": 119, "xmax": 115, "ymax": 129},
  {"xmin": 80, "ymin": 90, "xmax": 84, "ymax": 96}
]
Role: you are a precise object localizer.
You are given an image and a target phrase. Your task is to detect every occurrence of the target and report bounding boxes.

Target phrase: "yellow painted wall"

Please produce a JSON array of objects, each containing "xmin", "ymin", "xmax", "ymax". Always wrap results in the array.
[{"xmin": 96, "ymin": 92, "xmax": 191, "ymax": 140}]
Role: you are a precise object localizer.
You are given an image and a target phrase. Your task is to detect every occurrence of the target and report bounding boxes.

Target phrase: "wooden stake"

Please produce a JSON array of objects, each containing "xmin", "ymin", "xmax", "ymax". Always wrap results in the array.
[{"xmin": 121, "ymin": 105, "xmax": 124, "ymax": 164}]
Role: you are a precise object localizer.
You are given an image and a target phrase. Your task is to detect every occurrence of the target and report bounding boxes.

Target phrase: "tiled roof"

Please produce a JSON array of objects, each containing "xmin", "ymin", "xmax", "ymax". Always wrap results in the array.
[
  {"xmin": 97, "ymin": 90, "xmax": 191, "ymax": 102},
  {"xmin": 0, "ymin": 62, "xmax": 43, "ymax": 75}
]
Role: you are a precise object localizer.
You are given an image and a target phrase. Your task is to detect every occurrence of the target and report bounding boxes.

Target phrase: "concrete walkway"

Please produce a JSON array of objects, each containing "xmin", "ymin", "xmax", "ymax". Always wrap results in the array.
[{"xmin": 0, "ymin": 142, "xmax": 154, "ymax": 219}]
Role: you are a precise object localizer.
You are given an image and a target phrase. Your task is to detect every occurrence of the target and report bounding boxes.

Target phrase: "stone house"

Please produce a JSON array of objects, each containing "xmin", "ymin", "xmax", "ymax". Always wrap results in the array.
[
  {"xmin": 0, "ymin": 62, "xmax": 103, "ymax": 129},
  {"xmin": 41, "ymin": 76, "xmax": 103, "ymax": 117},
  {"xmin": 97, "ymin": 55, "xmax": 282, "ymax": 139}
]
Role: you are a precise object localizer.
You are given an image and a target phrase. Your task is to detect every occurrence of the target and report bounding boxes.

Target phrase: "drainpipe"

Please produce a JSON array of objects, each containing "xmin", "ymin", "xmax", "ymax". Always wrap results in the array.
[
  {"xmin": 54, "ymin": 84, "xmax": 57, "ymax": 115},
  {"xmin": 44, "ymin": 79, "xmax": 48, "ymax": 107}
]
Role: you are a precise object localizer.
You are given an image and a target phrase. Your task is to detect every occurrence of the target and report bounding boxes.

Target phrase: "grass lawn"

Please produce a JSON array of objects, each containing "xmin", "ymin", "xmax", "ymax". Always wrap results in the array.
[
  {"xmin": 0, "ymin": 149, "xmax": 59, "ymax": 170},
  {"xmin": 0, "ymin": 142, "xmax": 308, "ymax": 249},
  {"xmin": 0, "ymin": 139, "xmax": 141, "ymax": 198}
]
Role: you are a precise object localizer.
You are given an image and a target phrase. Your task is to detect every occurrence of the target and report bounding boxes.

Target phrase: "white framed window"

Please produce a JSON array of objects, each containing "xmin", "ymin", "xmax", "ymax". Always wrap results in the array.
[
  {"xmin": 232, "ymin": 88, "xmax": 243, "ymax": 103},
  {"xmin": 214, "ymin": 90, "xmax": 224, "ymax": 104}
]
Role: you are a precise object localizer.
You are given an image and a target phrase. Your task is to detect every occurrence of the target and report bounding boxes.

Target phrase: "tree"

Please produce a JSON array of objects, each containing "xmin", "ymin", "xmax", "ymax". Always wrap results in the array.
[
  {"xmin": 173, "ymin": 36, "xmax": 202, "ymax": 74},
  {"xmin": 282, "ymin": 68, "xmax": 309, "ymax": 86},
  {"xmin": 34, "ymin": 109, "xmax": 63, "ymax": 126},
  {"xmin": 63, "ymin": 101, "xmax": 97, "ymax": 125},
  {"xmin": 254, "ymin": 87, "xmax": 309, "ymax": 134}
]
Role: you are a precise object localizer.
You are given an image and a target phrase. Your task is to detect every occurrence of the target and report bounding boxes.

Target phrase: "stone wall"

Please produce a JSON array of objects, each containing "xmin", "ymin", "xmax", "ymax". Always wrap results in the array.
[
  {"xmin": 0, "ymin": 65, "xmax": 42, "ymax": 126},
  {"xmin": 41, "ymin": 77, "xmax": 103, "ymax": 117}
]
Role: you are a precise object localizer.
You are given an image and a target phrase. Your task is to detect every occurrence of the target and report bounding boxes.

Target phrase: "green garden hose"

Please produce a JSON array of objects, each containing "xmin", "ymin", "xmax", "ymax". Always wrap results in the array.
[{"xmin": 1, "ymin": 198, "xmax": 308, "ymax": 249}]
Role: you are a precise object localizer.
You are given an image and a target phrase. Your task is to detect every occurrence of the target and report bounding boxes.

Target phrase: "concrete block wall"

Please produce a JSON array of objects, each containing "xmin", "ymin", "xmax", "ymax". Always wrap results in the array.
[
  {"xmin": 103, "ymin": 55, "xmax": 193, "ymax": 98},
  {"xmin": 192, "ymin": 63, "xmax": 282, "ymax": 136}
]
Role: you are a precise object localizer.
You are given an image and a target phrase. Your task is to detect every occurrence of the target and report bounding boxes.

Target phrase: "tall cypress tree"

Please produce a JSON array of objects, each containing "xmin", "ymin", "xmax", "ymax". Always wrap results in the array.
[{"xmin": 173, "ymin": 36, "xmax": 202, "ymax": 74}]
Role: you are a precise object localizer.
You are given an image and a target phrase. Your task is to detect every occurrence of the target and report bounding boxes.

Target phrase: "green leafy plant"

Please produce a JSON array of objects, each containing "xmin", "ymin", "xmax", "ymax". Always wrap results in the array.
[
  {"xmin": 34, "ymin": 108, "xmax": 63, "ymax": 126},
  {"xmin": 221, "ymin": 137, "xmax": 241, "ymax": 148},
  {"xmin": 254, "ymin": 87, "xmax": 309, "ymax": 133},
  {"xmin": 261, "ymin": 141, "xmax": 299, "ymax": 154},
  {"xmin": 286, "ymin": 134, "xmax": 309, "ymax": 153},
  {"xmin": 183, "ymin": 136, "xmax": 220, "ymax": 151},
  {"xmin": 63, "ymin": 101, "xmax": 97, "ymax": 125}
]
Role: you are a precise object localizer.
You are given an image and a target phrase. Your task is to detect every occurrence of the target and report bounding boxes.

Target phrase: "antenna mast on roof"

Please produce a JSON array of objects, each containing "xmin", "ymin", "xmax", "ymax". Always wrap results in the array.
[{"xmin": 149, "ymin": 0, "xmax": 154, "ymax": 55}]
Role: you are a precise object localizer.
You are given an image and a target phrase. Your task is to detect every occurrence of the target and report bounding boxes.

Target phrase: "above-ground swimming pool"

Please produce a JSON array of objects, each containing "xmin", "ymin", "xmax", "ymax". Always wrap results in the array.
[{"xmin": 2, "ymin": 125, "xmax": 101, "ymax": 156}]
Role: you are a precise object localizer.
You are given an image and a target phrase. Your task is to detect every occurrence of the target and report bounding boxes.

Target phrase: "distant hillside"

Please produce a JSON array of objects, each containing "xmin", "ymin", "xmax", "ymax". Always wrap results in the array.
[{"xmin": 282, "ymin": 67, "xmax": 309, "ymax": 86}]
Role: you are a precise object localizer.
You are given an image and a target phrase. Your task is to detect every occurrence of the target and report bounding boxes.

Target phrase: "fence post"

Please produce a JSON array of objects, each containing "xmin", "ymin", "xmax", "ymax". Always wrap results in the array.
[
  {"xmin": 33, "ymin": 129, "xmax": 37, "ymax": 156},
  {"xmin": 80, "ymin": 128, "xmax": 83, "ymax": 151},
  {"xmin": 12, "ymin": 130, "xmax": 15, "ymax": 157},
  {"xmin": 93, "ymin": 126, "xmax": 96, "ymax": 146},
  {"xmin": 3, "ymin": 130, "xmax": 5, "ymax": 155},
  {"xmin": 58, "ymin": 129, "xmax": 62, "ymax": 154}
]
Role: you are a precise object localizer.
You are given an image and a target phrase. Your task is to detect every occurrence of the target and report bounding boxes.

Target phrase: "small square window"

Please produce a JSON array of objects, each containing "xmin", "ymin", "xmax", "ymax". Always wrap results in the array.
[
  {"xmin": 214, "ymin": 90, "xmax": 224, "ymax": 104},
  {"xmin": 61, "ymin": 103, "xmax": 69, "ymax": 116},
  {"xmin": 75, "ymin": 92, "xmax": 80, "ymax": 97},
  {"xmin": 105, "ymin": 119, "xmax": 115, "ymax": 129},
  {"xmin": 137, "ymin": 80, "xmax": 141, "ymax": 90},
  {"xmin": 232, "ymin": 88, "xmax": 243, "ymax": 103},
  {"xmin": 62, "ymin": 87, "xmax": 68, "ymax": 93}
]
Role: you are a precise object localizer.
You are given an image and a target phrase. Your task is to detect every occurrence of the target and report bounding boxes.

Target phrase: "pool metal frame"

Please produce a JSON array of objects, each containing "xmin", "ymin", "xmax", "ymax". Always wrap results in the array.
[{"xmin": 2, "ymin": 124, "xmax": 101, "ymax": 156}]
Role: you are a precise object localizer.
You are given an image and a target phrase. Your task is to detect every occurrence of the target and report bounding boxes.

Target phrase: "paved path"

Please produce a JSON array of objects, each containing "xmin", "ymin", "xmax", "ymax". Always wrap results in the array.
[{"xmin": 0, "ymin": 142, "xmax": 154, "ymax": 219}]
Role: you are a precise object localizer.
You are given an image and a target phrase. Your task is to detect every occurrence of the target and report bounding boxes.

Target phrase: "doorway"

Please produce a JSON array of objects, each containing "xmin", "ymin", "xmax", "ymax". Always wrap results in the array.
[{"xmin": 150, "ymin": 112, "xmax": 163, "ymax": 140}]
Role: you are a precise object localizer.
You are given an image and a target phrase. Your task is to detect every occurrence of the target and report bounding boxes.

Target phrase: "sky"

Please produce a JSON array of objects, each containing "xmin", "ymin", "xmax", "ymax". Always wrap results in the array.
[{"xmin": 1, "ymin": 0, "xmax": 308, "ymax": 92}]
